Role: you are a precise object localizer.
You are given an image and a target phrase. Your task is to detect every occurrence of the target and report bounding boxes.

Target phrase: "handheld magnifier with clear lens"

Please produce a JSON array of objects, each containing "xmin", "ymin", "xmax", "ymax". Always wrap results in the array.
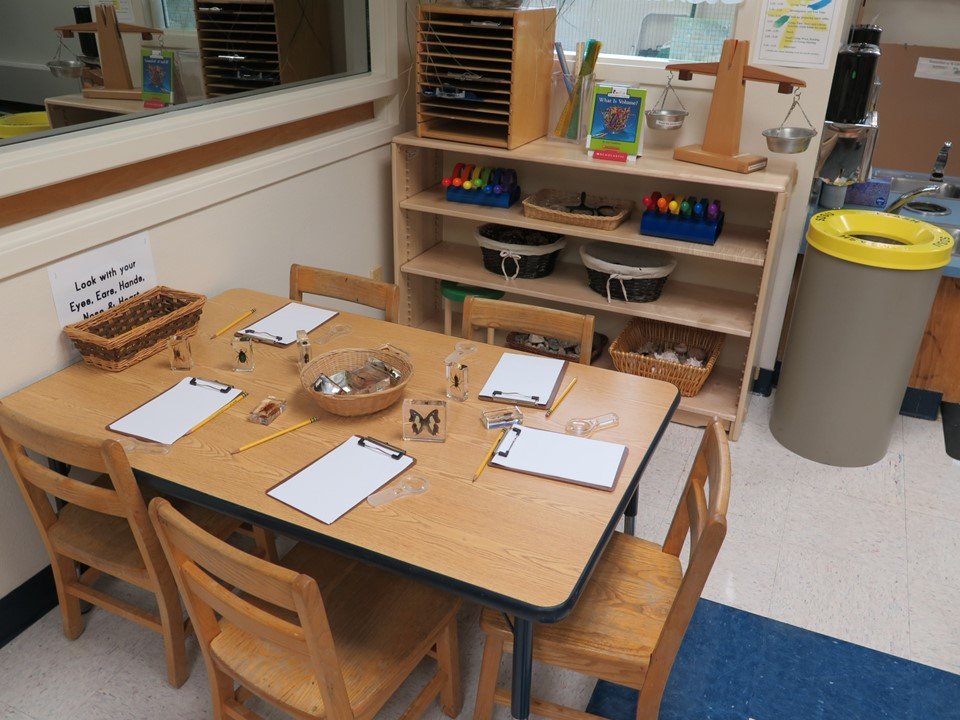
[
  {"xmin": 565, "ymin": 412, "xmax": 619, "ymax": 437},
  {"xmin": 367, "ymin": 475, "xmax": 430, "ymax": 507},
  {"xmin": 314, "ymin": 323, "xmax": 351, "ymax": 345}
]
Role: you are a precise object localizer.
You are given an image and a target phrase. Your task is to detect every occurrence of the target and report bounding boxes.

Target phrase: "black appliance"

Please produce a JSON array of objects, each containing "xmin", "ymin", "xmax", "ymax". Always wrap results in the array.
[
  {"xmin": 825, "ymin": 41, "xmax": 881, "ymax": 124},
  {"xmin": 73, "ymin": 5, "xmax": 99, "ymax": 59}
]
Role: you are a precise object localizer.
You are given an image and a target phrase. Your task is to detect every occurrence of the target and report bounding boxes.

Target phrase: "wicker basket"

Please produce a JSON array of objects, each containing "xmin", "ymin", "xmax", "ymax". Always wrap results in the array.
[
  {"xmin": 580, "ymin": 243, "xmax": 676, "ymax": 303},
  {"xmin": 506, "ymin": 331, "xmax": 608, "ymax": 364},
  {"xmin": 300, "ymin": 347, "xmax": 413, "ymax": 417},
  {"xmin": 522, "ymin": 189, "xmax": 634, "ymax": 231},
  {"xmin": 63, "ymin": 286, "xmax": 206, "ymax": 372},
  {"xmin": 475, "ymin": 224, "xmax": 565, "ymax": 280},
  {"xmin": 609, "ymin": 319, "xmax": 724, "ymax": 397}
]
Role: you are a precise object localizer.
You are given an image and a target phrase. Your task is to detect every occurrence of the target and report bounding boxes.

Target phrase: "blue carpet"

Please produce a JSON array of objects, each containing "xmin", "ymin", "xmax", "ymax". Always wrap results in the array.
[{"xmin": 585, "ymin": 599, "xmax": 960, "ymax": 720}]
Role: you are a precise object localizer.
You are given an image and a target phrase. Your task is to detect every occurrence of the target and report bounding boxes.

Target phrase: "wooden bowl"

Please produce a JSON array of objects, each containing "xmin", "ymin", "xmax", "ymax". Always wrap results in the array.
[{"xmin": 299, "ymin": 347, "xmax": 412, "ymax": 417}]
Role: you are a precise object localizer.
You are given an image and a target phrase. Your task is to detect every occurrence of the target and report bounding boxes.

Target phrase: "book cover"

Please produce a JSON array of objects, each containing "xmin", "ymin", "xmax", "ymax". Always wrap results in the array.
[
  {"xmin": 586, "ymin": 84, "xmax": 646, "ymax": 162},
  {"xmin": 142, "ymin": 49, "xmax": 174, "ymax": 105}
]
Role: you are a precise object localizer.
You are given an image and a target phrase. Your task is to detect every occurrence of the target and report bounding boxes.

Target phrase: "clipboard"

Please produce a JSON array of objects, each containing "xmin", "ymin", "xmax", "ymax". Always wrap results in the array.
[
  {"xmin": 478, "ymin": 352, "xmax": 567, "ymax": 409},
  {"xmin": 108, "ymin": 377, "xmax": 245, "ymax": 445},
  {"xmin": 267, "ymin": 435, "xmax": 416, "ymax": 524},
  {"xmin": 489, "ymin": 425, "xmax": 627, "ymax": 491},
  {"xmin": 237, "ymin": 302, "xmax": 338, "ymax": 346}
]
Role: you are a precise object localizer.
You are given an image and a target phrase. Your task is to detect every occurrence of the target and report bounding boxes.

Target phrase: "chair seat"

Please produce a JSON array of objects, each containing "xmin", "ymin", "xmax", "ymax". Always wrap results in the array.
[
  {"xmin": 49, "ymin": 502, "xmax": 150, "ymax": 586},
  {"xmin": 480, "ymin": 533, "xmax": 682, "ymax": 688},
  {"xmin": 210, "ymin": 543, "xmax": 461, "ymax": 719}
]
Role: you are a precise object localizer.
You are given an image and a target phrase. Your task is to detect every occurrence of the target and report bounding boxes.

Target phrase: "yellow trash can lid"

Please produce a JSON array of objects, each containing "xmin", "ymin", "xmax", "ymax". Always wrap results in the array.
[{"xmin": 807, "ymin": 210, "xmax": 954, "ymax": 270}]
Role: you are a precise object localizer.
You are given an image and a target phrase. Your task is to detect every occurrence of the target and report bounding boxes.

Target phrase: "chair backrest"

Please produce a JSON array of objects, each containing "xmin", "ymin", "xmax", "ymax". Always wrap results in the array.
[
  {"xmin": 647, "ymin": 420, "xmax": 730, "ymax": 692},
  {"xmin": 289, "ymin": 263, "xmax": 400, "ymax": 323},
  {"xmin": 0, "ymin": 401, "xmax": 165, "ymax": 579},
  {"xmin": 149, "ymin": 497, "xmax": 355, "ymax": 718},
  {"xmin": 461, "ymin": 296, "xmax": 596, "ymax": 365}
]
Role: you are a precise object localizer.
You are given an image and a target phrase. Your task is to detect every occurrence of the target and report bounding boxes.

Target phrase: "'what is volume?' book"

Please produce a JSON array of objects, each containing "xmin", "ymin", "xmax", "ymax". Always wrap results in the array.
[{"xmin": 586, "ymin": 84, "xmax": 647, "ymax": 163}]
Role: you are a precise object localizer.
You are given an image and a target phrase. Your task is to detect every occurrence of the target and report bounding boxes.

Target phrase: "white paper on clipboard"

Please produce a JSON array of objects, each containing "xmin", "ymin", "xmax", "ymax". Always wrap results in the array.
[
  {"xmin": 238, "ymin": 303, "xmax": 338, "ymax": 346},
  {"xmin": 268, "ymin": 436, "xmax": 415, "ymax": 524},
  {"xmin": 108, "ymin": 377, "xmax": 243, "ymax": 445}
]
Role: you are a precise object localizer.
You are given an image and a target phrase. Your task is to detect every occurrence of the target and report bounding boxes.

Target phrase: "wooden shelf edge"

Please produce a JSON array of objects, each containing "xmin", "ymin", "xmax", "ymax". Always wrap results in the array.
[
  {"xmin": 400, "ymin": 187, "xmax": 768, "ymax": 266},
  {"xmin": 401, "ymin": 242, "xmax": 756, "ymax": 337},
  {"xmin": 392, "ymin": 132, "xmax": 796, "ymax": 193}
]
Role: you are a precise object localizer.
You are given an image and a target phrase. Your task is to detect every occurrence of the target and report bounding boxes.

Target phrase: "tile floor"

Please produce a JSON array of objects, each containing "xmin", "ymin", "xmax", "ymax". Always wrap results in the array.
[{"xmin": 1, "ymin": 394, "xmax": 958, "ymax": 719}]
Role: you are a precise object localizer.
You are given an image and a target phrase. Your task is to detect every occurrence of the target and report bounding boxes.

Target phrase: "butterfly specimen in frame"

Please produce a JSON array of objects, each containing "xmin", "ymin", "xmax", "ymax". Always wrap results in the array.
[{"xmin": 409, "ymin": 408, "xmax": 441, "ymax": 436}]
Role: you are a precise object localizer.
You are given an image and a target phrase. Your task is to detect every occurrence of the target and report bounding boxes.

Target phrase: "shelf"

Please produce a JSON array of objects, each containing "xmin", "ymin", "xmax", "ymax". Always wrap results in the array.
[
  {"xmin": 401, "ymin": 186, "xmax": 768, "ymax": 266},
  {"xmin": 395, "ymin": 132, "xmax": 796, "ymax": 193},
  {"xmin": 402, "ymin": 242, "xmax": 756, "ymax": 337}
]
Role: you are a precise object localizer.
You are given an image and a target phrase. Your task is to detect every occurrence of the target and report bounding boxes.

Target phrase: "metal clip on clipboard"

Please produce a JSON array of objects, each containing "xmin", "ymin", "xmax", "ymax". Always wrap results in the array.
[
  {"xmin": 189, "ymin": 377, "xmax": 233, "ymax": 393},
  {"xmin": 357, "ymin": 436, "xmax": 406, "ymax": 460}
]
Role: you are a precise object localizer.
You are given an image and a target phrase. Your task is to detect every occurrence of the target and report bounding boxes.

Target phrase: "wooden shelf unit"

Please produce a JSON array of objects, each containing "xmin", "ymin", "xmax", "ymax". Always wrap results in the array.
[
  {"xmin": 416, "ymin": 4, "xmax": 555, "ymax": 149},
  {"xmin": 195, "ymin": 0, "xmax": 337, "ymax": 98},
  {"xmin": 392, "ymin": 133, "xmax": 796, "ymax": 440}
]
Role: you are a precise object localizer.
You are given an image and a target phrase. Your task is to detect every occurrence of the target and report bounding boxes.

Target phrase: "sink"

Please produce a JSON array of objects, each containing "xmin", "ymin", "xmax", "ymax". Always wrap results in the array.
[{"xmin": 887, "ymin": 177, "xmax": 960, "ymax": 199}]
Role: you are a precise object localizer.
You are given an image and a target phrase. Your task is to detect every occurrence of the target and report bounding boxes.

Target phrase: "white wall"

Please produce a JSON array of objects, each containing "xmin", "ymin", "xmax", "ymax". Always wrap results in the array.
[{"xmin": 861, "ymin": 0, "xmax": 960, "ymax": 47}]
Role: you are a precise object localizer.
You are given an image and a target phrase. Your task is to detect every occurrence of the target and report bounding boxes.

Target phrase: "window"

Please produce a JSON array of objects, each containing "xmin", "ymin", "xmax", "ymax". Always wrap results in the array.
[
  {"xmin": 151, "ymin": 0, "xmax": 197, "ymax": 29},
  {"xmin": 554, "ymin": 0, "xmax": 738, "ymax": 62}
]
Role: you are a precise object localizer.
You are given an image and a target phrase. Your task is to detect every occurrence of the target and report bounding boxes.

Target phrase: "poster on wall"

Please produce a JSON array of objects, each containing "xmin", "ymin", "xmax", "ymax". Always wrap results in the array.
[
  {"xmin": 754, "ymin": 0, "xmax": 842, "ymax": 69},
  {"xmin": 48, "ymin": 232, "xmax": 158, "ymax": 328}
]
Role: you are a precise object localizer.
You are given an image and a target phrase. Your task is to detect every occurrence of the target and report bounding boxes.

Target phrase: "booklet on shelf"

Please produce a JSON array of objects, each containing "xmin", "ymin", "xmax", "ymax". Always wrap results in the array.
[{"xmin": 586, "ymin": 83, "xmax": 647, "ymax": 163}]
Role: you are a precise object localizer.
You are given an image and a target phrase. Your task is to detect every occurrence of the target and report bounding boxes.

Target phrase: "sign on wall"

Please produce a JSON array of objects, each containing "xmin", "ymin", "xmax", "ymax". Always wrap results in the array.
[{"xmin": 48, "ymin": 232, "xmax": 158, "ymax": 328}]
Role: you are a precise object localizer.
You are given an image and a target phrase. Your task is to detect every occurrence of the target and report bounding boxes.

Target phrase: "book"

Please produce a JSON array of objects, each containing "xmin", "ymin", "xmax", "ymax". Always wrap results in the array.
[
  {"xmin": 586, "ymin": 84, "xmax": 647, "ymax": 162},
  {"xmin": 142, "ymin": 49, "xmax": 174, "ymax": 105}
]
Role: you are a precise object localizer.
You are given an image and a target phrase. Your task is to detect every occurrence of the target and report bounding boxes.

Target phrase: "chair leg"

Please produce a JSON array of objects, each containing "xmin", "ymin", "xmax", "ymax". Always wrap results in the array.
[
  {"xmin": 635, "ymin": 670, "xmax": 668, "ymax": 720},
  {"xmin": 472, "ymin": 634, "xmax": 505, "ymax": 720},
  {"xmin": 443, "ymin": 298, "xmax": 453, "ymax": 336},
  {"xmin": 251, "ymin": 526, "xmax": 278, "ymax": 563},
  {"xmin": 155, "ymin": 579, "xmax": 189, "ymax": 687},
  {"xmin": 436, "ymin": 616, "xmax": 463, "ymax": 718},
  {"xmin": 52, "ymin": 554, "xmax": 84, "ymax": 640}
]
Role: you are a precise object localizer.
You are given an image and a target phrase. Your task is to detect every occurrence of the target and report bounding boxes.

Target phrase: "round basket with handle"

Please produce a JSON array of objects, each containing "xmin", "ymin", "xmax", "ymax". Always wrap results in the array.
[
  {"xmin": 580, "ymin": 242, "xmax": 676, "ymax": 303},
  {"xmin": 299, "ymin": 346, "xmax": 413, "ymax": 417}
]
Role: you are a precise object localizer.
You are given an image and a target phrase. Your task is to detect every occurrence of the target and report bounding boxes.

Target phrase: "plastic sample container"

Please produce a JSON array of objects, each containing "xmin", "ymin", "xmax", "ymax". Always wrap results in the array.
[{"xmin": 771, "ymin": 210, "xmax": 954, "ymax": 466}]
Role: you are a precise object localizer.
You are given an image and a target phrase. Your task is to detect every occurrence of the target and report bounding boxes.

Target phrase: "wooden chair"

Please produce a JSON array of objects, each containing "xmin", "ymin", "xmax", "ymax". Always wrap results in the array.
[
  {"xmin": 473, "ymin": 419, "xmax": 731, "ymax": 720},
  {"xmin": 149, "ymin": 496, "xmax": 463, "ymax": 720},
  {"xmin": 0, "ymin": 402, "xmax": 245, "ymax": 688},
  {"xmin": 290, "ymin": 263, "xmax": 400, "ymax": 323},
  {"xmin": 461, "ymin": 296, "xmax": 596, "ymax": 365}
]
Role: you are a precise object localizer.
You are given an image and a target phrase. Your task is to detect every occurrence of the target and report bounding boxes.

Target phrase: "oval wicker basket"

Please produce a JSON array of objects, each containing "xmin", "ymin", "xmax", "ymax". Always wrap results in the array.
[
  {"xmin": 609, "ymin": 318, "xmax": 723, "ymax": 397},
  {"xmin": 475, "ymin": 224, "xmax": 565, "ymax": 280},
  {"xmin": 299, "ymin": 348, "xmax": 413, "ymax": 417}
]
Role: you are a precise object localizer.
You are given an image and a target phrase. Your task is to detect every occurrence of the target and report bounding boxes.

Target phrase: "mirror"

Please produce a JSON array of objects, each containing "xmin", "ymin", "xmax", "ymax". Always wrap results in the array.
[{"xmin": 0, "ymin": 0, "xmax": 371, "ymax": 147}]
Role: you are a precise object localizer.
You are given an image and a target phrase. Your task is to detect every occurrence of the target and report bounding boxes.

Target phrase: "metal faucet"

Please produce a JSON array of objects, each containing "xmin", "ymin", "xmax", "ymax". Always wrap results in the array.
[
  {"xmin": 886, "ymin": 186, "xmax": 942, "ymax": 214},
  {"xmin": 931, "ymin": 141, "xmax": 952, "ymax": 181}
]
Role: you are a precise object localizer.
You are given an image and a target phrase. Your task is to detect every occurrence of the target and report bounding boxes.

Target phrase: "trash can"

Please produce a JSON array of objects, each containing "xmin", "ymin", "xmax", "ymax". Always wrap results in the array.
[{"xmin": 771, "ymin": 210, "xmax": 954, "ymax": 466}]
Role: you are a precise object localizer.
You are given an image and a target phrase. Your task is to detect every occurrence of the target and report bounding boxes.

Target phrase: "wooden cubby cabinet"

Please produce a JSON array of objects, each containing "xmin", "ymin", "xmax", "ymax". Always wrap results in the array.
[{"xmin": 391, "ymin": 132, "xmax": 796, "ymax": 440}]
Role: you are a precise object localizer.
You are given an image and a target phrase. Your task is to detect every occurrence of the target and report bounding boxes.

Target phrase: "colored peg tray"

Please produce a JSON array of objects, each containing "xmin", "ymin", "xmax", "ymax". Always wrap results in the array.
[
  {"xmin": 639, "ymin": 210, "xmax": 724, "ymax": 246},
  {"xmin": 446, "ymin": 184, "xmax": 521, "ymax": 208}
]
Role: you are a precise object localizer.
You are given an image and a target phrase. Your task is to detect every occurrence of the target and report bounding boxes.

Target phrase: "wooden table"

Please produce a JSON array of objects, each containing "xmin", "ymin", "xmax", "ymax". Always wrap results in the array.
[{"xmin": 3, "ymin": 288, "xmax": 678, "ymax": 719}]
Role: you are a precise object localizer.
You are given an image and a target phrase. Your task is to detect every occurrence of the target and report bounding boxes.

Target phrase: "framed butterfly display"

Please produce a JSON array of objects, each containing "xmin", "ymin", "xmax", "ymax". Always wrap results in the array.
[{"xmin": 402, "ymin": 399, "xmax": 447, "ymax": 443}]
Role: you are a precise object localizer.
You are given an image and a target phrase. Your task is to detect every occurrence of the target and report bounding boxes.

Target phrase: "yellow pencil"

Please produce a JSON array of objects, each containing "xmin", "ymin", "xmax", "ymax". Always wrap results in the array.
[
  {"xmin": 209, "ymin": 308, "xmax": 256, "ymax": 339},
  {"xmin": 231, "ymin": 416, "xmax": 319, "ymax": 455},
  {"xmin": 472, "ymin": 427, "xmax": 508, "ymax": 483},
  {"xmin": 545, "ymin": 378, "xmax": 578, "ymax": 418},
  {"xmin": 187, "ymin": 392, "xmax": 247, "ymax": 434}
]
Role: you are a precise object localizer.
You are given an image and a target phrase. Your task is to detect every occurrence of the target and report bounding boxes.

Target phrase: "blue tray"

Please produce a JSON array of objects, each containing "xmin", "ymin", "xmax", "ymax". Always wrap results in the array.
[
  {"xmin": 639, "ymin": 210, "xmax": 724, "ymax": 245},
  {"xmin": 446, "ymin": 184, "xmax": 520, "ymax": 208}
]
